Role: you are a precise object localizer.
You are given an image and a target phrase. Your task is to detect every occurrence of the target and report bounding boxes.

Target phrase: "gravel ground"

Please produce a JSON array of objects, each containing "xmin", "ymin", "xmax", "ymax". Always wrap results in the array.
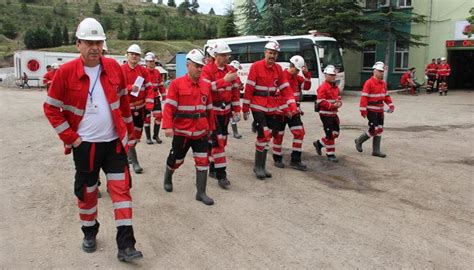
[{"xmin": 0, "ymin": 86, "xmax": 473, "ymax": 269}]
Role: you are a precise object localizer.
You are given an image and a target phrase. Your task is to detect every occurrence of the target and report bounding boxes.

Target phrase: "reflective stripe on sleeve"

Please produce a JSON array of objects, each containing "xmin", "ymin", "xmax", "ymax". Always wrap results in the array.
[{"xmin": 55, "ymin": 121, "xmax": 70, "ymax": 134}]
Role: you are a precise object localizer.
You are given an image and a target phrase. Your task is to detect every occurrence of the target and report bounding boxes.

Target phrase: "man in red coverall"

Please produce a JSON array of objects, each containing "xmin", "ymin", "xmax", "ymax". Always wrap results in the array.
[
  {"xmin": 425, "ymin": 58, "xmax": 437, "ymax": 94},
  {"xmin": 242, "ymin": 40, "xmax": 293, "ymax": 179},
  {"xmin": 162, "ymin": 49, "xmax": 215, "ymax": 206},
  {"xmin": 121, "ymin": 44, "xmax": 154, "ymax": 173},
  {"xmin": 272, "ymin": 55, "xmax": 310, "ymax": 170},
  {"xmin": 313, "ymin": 65, "xmax": 342, "ymax": 162},
  {"xmin": 400, "ymin": 67, "xmax": 417, "ymax": 95},
  {"xmin": 201, "ymin": 40, "xmax": 240, "ymax": 188},
  {"xmin": 144, "ymin": 52, "xmax": 166, "ymax": 144},
  {"xmin": 437, "ymin": 57, "xmax": 451, "ymax": 96},
  {"xmin": 43, "ymin": 18, "xmax": 142, "ymax": 262},
  {"xmin": 229, "ymin": 60, "xmax": 244, "ymax": 139},
  {"xmin": 354, "ymin": 61, "xmax": 395, "ymax": 158}
]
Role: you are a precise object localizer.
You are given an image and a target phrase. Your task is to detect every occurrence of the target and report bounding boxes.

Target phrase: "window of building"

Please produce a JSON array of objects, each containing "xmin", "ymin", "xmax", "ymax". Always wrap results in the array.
[
  {"xmin": 362, "ymin": 45, "xmax": 376, "ymax": 70},
  {"xmin": 398, "ymin": 0, "xmax": 412, "ymax": 8},
  {"xmin": 364, "ymin": 0, "xmax": 378, "ymax": 10},
  {"xmin": 394, "ymin": 42, "xmax": 409, "ymax": 71}
]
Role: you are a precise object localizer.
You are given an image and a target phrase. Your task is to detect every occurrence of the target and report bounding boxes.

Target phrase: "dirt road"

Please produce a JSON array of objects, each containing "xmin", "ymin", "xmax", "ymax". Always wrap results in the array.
[{"xmin": 0, "ymin": 87, "xmax": 472, "ymax": 269}]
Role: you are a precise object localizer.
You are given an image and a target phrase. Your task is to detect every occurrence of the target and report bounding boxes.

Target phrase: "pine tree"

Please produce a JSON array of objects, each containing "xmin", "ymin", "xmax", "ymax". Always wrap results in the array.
[
  {"xmin": 239, "ymin": 0, "xmax": 262, "ymax": 35},
  {"xmin": 115, "ymin": 3, "xmax": 124, "ymax": 14},
  {"xmin": 302, "ymin": 0, "xmax": 368, "ymax": 50},
  {"xmin": 208, "ymin": 8, "xmax": 215, "ymax": 15},
  {"xmin": 2, "ymin": 20, "xmax": 18, "ymax": 39},
  {"xmin": 24, "ymin": 27, "xmax": 52, "ymax": 49},
  {"xmin": 258, "ymin": 0, "xmax": 288, "ymax": 35},
  {"xmin": 93, "ymin": 1, "xmax": 101, "ymax": 15},
  {"xmin": 191, "ymin": 0, "xmax": 199, "ymax": 14},
  {"xmin": 51, "ymin": 23, "xmax": 63, "ymax": 47},
  {"xmin": 128, "ymin": 17, "xmax": 140, "ymax": 40},
  {"xmin": 364, "ymin": 3, "xmax": 426, "ymax": 81},
  {"xmin": 21, "ymin": 2, "xmax": 28, "ymax": 13},
  {"xmin": 167, "ymin": 0, "xmax": 176, "ymax": 8},
  {"xmin": 117, "ymin": 23, "xmax": 127, "ymax": 40},
  {"xmin": 223, "ymin": 9, "xmax": 238, "ymax": 37},
  {"xmin": 62, "ymin": 25, "xmax": 69, "ymax": 45}
]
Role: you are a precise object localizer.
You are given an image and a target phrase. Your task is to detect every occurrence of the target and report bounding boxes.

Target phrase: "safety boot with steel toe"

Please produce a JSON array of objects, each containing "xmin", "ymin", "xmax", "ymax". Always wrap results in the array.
[
  {"xmin": 372, "ymin": 136, "xmax": 387, "ymax": 158},
  {"xmin": 117, "ymin": 247, "xmax": 143, "ymax": 262},
  {"xmin": 355, "ymin": 133, "xmax": 370, "ymax": 153},
  {"xmin": 195, "ymin": 170, "xmax": 214, "ymax": 205}
]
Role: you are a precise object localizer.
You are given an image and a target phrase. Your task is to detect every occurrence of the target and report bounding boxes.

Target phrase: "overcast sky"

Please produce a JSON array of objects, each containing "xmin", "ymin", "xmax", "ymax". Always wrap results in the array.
[{"xmin": 152, "ymin": 0, "xmax": 233, "ymax": 15}]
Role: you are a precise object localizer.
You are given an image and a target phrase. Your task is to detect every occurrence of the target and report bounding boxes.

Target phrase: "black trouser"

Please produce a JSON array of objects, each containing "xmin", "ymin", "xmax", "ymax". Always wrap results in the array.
[
  {"xmin": 252, "ymin": 111, "xmax": 280, "ymax": 152},
  {"xmin": 367, "ymin": 111, "xmax": 384, "ymax": 137},
  {"xmin": 72, "ymin": 139, "xmax": 136, "ymax": 249},
  {"xmin": 209, "ymin": 114, "xmax": 231, "ymax": 178},
  {"xmin": 272, "ymin": 114, "xmax": 305, "ymax": 161},
  {"xmin": 166, "ymin": 135, "xmax": 209, "ymax": 171},
  {"xmin": 131, "ymin": 108, "xmax": 145, "ymax": 139}
]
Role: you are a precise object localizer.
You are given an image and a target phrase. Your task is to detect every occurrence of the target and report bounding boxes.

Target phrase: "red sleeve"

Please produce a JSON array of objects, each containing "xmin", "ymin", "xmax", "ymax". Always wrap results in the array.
[
  {"xmin": 278, "ymin": 70, "xmax": 297, "ymax": 113},
  {"xmin": 162, "ymin": 80, "xmax": 178, "ymax": 129},
  {"xmin": 243, "ymin": 63, "xmax": 257, "ymax": 113},
  {"xmin": 316, "ymin": 83, "xmax": 333, "ymax": 111},
  {"xmin": 359, "ymin": 80, "xmax": 370, "ymax": 113},
  {"xmin": 115, "ymin": 69, "xmax": 135, "ymax": 146},
  {"xmin": 206, "ymin": 85, "xmax": 215, "ymax": 132},
  {"xmin": 158, "ymin": 75, "xmax": 167, "ymax": 100},
  {"xmin": 43, "ymin": 68, "xmax": 79, "ymax": 145},
  {"xmin": 143, "ymin": 69, "xmax": 154, "ymax": 111},
  {"xmin": 301, "ymin": 71, "xmax": 312, "ymax": 90}
]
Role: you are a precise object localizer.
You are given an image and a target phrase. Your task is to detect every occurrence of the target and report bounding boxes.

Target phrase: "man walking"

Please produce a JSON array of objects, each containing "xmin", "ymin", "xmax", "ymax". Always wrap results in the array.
[
  {"xmin": 144, "ymin": 52, "xmax": 166, "ymax": 144},
  {"xmin": 43, "ymin": 18, "xmax": 142, "ymax": 262},
  {"xmin": 425, "ymin": 58, "xmax": 437, "ymax": 93},
  {"xmin": 354, "ymin": 61, "xmax": 395, "ymax": 158},
  {"xmin": 162, "ymin": 49, "xmax": 215, "ymax": 206},
  {"xmin": 437, "ymin": 57, "xmax": 451, "ymax": 96}
]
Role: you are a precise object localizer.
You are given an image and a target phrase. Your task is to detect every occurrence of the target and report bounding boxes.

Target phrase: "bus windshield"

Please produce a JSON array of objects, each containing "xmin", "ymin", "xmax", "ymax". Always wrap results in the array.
[{"xmin": 315, "ymin": 41, "xmax": 344, "ymax": 72}]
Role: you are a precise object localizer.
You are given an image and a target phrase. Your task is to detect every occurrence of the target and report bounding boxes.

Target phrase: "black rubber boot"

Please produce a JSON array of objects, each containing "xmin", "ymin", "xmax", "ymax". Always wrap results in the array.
[
  {"xmin": 152, "ymin": 124, "xmax": 162, "ymax": 144},
  {"xmin": 216, "ymin": 168, "xmax": 230, "ymax": 189},
  {"xmin": 327, "ymin": 155, "xmax": 339, "ymax": 163},
  {"xmin": 313, "ymin": 140, "xmax": 323, "ymax": 156},
  {"xmin": 273, "ymin": 154, "xmax": 285, "ymax": 168},
  {"xmin": 262, "ymin": 149, "xmax": 272, "ymax": 178},
  {"xmin": 290, "ymin": 151, "xmax": 307, "ymax": 171},
  {"xmin": 145, "ymin": 126, "xmax": 153, "ymax": 144},
  {"xmin": 355, "ymin": 133, "xmax": 370, "ymax": 153},
  {"xmin": 116, "ymin": 226, "xmax": 142, "ymax": 262},
  {"xmin": 81, "ymin": 221, "xmax": 100, "ymax": 253},
  {"xmin": 128, "ymin": 147, "xmax": 143, "ymax": 174},
  {"xmin": 372, "ymin": 136, "xmax": 387, "ymax": 158},
  {"xmin": 195, "ymin": 170, "xmax": 214, "ymax": 205},
  {"xmin": 163, "ymin": 167, "xmax": 174, "ymax": 192},
  {"xmin": 231, "ymin": 123, "xmax": 242, "ymax": 139},
  {"xmin": 253, "ymin": 150, "xmax": 267, "ymax": 179},
  {"xmin": 251, "ymin": 121, "xmax": 257, "ymax": 133}
]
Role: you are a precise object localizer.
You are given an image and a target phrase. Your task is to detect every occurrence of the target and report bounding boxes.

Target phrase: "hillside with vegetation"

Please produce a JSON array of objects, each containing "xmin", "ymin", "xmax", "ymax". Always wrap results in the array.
[{"xmin": 0, "ymin": 0, "xmax": 226, "ymax": 66}]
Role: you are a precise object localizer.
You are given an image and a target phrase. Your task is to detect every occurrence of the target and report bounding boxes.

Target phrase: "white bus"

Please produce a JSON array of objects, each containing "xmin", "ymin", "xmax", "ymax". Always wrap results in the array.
[{"xmin": 205, "ymin": 32, "xmax": 345, "ymax": 96}]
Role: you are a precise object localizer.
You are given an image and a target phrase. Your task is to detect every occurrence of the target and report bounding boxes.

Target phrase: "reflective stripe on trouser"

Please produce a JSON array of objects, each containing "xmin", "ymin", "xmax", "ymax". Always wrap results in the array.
[
  {"xmin": 211, "ymin": 114, "xmax": 230, "ymax": 171},
  {"xmin": 166, "ymin": 135, "xmax": 209, "ymax": 171},
  {"xmin": 72, "ymin": 140, "xmax": 136, "ymax": 248},
  {"xmin": 426, "ymin": 74, "xmax": 436, "ymax": 91},
  {"xmin": 252, "ymin": 111, "xmax": 278, "ymax": 152},
  {"xmin": 153, "ymin": 97, "xmax": 163, "ymax": 125},
  {"xmin": 366, "ymin": 111, "xmax": 384, "ymax": 137},
  {"xmin": 320, "ymin": 115, "xmax": 340, "ymax": 155},
  {"xmin": 438, "ymin": 76, "xmax": 448, "ymax": 93},
  {"xmin": 144, "ymin": 110, "xmax": 151, "ymax": 127},
  {"xmin": 132, "ymin": 108, "xmax": 145, "ymax": 139}
]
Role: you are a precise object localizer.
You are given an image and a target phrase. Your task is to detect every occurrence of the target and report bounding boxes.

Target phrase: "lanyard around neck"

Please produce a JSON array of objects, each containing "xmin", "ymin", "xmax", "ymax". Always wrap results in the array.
[{"xmin": 88, "ymin": 65, "xmax": 102, "ymax": 103}]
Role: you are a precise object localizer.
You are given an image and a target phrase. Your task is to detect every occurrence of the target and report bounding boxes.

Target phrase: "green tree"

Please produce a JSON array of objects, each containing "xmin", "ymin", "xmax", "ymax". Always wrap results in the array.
[
  {"xmin": 2, "ymin": 20, "xmax": 18, "ymax": 39},
  {"xmin": 364, "ymin": 2, "xmax": 426, "ymax": 81},
  {"xmin": 62, "ymin": 25, "xmax": 69, "ymax": 45},
  {"xmin": 208, "ymin": 7, "xmax": 215, "ymax": 15},
  {"xmin": 167, "ymin": 0, "xmax": 176, "ymax": 7},
  {"xmin": 177, "ymin": 0, "xmax": 190, "ymax": 16},
  {"xmin": 102, "ymin": 16, "xmax": 113, "ymax": 33},
  {"xmin": 467, "ymin": 8, "xmax": 473, "ymax": 37},
  {"xmin": 239, "ymin": 0, "xmax": 262, "ymax": 35},
  {"xmin": 191, "ymin": 0, "xmax": 199, "ymax": 14},
  {"xmin": 117, "ymin": 23, "xmax": 127, "ymax": 40},
  {"xmin": 93, "ymin": 1, "xmax": 101, "ymax": 15},
  {"xmin": 24, "ymin": 27, "xmax": 52, "ymax": 49},
  {"xmin": 258, "ymin": 0, "xmax": 288, "ymax": 35},
  {"xmin": 21, "ymin": 2, "xmax": 28, "ymax": 13},
  {"xmin": 115, "ymin": 3, "xmax": 124, "ymax": 14},
  {"xmin": 128, "ymin": 17, "xmax": 140, "ymax": 40},
  {"xmin": 143, "ymin": 20, "xmax": 149, "ymax": 32},
  {"xmin": 223, "ymin": 9, "xmax": 238, "ymax": 37},
  {"xmin": 302, "ymin": 0, "xmax": 368, "ymax": 50},
  {"xmin": 51, "ymin": 23, "xmax": 63, "ymax": 47}
]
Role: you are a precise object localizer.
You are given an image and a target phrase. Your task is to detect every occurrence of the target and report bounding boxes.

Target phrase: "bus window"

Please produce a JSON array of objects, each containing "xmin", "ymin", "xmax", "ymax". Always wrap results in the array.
[
  {"xmin": 315, "ymin": 41, "xmax": 344, "ymax": 72},
  {"xmin": 301, "ymin": 38, "xmax": 319, "ymax": 78},
  {"xmin": 248, "ymin": 42, "xmax": 266, "ymax": 62},
  {"xmin": 229, "ymin": 43, "xmax": 248, "ymax": 63},
  {"xmin": 277, "ymin": 39, "xmax": 300, "ymax": 62}
]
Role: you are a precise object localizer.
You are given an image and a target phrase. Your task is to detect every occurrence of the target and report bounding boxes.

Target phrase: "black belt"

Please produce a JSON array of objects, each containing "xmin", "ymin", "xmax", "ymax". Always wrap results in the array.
[
  {"xmin": 368, "ymin": 101, "xmax": 383, "ymax": 105},
  {"xmin": 253, "ymin": 90, "xmax": 277, "ymax": 97},
  {"xmin": 213, "ymin": 101, "xmax": 230, "ymax": 109},
  {"xmin": 175, "ymin": 112, "xmax": 207, "ymax": 119}
]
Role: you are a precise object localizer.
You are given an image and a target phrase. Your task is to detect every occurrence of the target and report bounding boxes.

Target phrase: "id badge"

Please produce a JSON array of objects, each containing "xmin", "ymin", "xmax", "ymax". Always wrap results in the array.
[{"xmin": 87, "ymin": 102, "xmax": 99, "ymax": 114}]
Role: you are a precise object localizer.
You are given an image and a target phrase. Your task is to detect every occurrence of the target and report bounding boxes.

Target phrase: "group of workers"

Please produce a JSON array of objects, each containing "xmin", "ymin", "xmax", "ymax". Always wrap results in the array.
[
  {"xmin": 399, "ymin": 57, "xmax": 452, "ymax": 96},
  {"xmin": 43, "ymin": 18, "xmax": 400, "ymax": 263}
]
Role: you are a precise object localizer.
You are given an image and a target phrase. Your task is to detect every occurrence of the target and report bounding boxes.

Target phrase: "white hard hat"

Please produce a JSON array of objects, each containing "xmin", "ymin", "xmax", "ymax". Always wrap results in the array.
[
  {"xmin": 52, "ymin": 63, "xmax": 60, "ymax": 69},
  {"xmin": 323, "ymin": 65, "xmax": 337, "ymax": 75},
  {"xmin": 102, "ymin": 41, "xmax": 108, "ymax": 52},
  {"xmin": 372, "ymin": 61, "xmax": 385, "ymax": 71},
  {"xmin": 144, "ymin": 52, "xmax": 155, "ymax": 61},
  {"xmin": 440, "ymin": 57, "xmax": 446, "ymax": 61},
  {"xmin": 212, "ymin": 41, "xmax": 232, "ymax": 54},
  {"xmin": 206, "ymin": 46, "xmax": 216, "ymax": 58},
  {"xmin": 230, "ymin": 60, "xmax": 241, "ymax": 70},
  {"xmin": 186, "ymin": 49, "xmax": 205, "ymax": 66},
  {"xmin": 289, "ymin": 55, "xmax": 305, "ymax": 70},
  {"xmin": 265, "ymin": 40, "xmax": 280, "ymax": 52},
  {"xmin": 75, "ymin": 18, "xmax": 106, "ymax": 41},
  {"xmin": 127, "ymin": 44, "xmax": 142, "ymax": 55}
]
